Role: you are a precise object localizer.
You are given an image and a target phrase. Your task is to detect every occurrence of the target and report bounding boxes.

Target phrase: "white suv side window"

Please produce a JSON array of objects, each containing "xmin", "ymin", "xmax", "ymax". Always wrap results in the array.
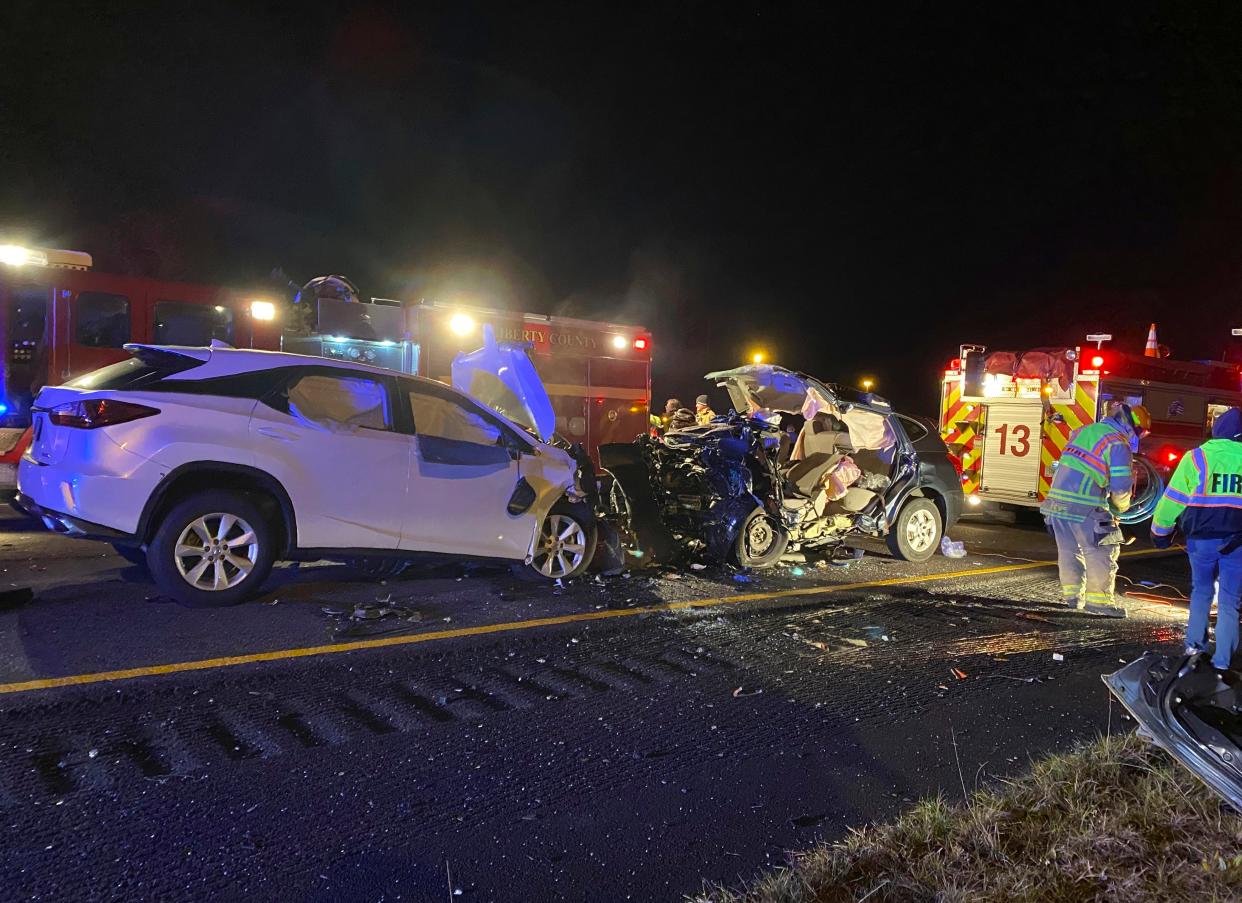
[
  {"xmin": 409, "ymin": 388, "xmax": 502, "ymax": 444},
  {"xmin": 288, "ymin": 374, "xmax": 390, "ymax": 431}
]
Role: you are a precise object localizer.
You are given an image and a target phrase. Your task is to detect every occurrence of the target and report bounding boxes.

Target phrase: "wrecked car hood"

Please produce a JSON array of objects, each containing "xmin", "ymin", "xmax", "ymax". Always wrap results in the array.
[
  {"xmin": 452, "ymin": 324, "xmax": 556, "ymax": 442},
  {"xmin": 705, "ymin": 364, "xmax": 895, "ymax": 450},
  {"xmin": 1104, "ymin": 652, "xmax": 1242, "ymax": 810}
]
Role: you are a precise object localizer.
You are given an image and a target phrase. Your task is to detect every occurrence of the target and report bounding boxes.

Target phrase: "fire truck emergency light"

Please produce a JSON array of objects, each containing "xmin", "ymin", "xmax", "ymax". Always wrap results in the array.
[
  {"xmin": 1090, "ymin": 355, "xmax": 1105, "ymax": 368},
  {"xmin": 0, "ymin": 245, "xmax": 89, "ymax": 269},
  {"xmin": 449, "ymin": 313, "xmax": 476, "ymax": 336},
  {"xmin": 0, "ymin": 245, "xmax": 47, "ymax": 267},
  {"xmin": 633, "ymin": 336, "xmax": 648, "ymax": 351},
  {"xmin": 1232, "ymin": 329, "xmax": 1242, "ymax": 336},
  {"xmin": 612, "ymin": 335, "xmax": 627, "ymax": 350},
  {"xmin": 250, "ymin": 300, "xmax": 277, "ymax": 321}
]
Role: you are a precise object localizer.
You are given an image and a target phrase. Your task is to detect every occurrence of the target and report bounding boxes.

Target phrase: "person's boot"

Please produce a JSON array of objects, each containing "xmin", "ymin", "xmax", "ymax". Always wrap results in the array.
[{"xmin": 1084, "ymin": 599, "xmax": 1127, "ymax": 618}]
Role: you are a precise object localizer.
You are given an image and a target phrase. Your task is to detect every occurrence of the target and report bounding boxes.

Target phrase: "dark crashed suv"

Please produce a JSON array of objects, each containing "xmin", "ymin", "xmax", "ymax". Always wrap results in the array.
[{"xmin": 599, "ymin": 365, "xmax": 963, "ymax": 567}]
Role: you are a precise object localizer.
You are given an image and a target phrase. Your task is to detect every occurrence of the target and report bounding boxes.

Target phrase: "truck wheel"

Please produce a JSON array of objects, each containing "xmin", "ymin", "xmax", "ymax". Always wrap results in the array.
[
  {"xmin": 887, "ymin": 497, "xmax": 942, "ymax": 562},
  {"xmin": 731, "ymin": 507, "xmax": 788, "ymax": 569},
  {"xmin": 147, "ymin": 490, "xmax": 277, "ymax": 606},
  {"xmin": 520, "ymin": 501, "xmax": 597, "ymax": 581}
]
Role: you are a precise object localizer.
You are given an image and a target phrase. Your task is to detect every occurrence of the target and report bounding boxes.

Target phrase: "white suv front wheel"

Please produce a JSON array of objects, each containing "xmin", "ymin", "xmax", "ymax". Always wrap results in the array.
[
  {"xmin": 147, "ymin": 490, "xmax": 277, "ymax": 606},
  {"xmin": 517, "ymin": 501, "xmax": 597, "ymax": 581}
]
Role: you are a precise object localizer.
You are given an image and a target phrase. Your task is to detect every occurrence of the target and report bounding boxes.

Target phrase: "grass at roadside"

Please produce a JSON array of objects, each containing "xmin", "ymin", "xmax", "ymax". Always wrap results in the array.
[{"xmin": 694, "ymin": 733, "xmax": 1242, "ymax": 903}]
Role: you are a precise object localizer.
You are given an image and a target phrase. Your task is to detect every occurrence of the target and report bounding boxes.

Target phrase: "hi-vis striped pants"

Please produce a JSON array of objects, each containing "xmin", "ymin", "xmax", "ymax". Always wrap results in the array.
[{"xmin": 1048, "ymin": 509, "xmax": 1121, "ymax": 607}]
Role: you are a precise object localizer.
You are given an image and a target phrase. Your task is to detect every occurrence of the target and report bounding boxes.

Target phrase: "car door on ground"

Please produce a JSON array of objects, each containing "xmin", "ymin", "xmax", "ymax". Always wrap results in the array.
[
  {"xmin": 398, "ymin": 377, "xmax": 535, "ymax": 560},
  {"xmin": 250, "ymin": 367, "xmax": 410, "ymax": 550}
]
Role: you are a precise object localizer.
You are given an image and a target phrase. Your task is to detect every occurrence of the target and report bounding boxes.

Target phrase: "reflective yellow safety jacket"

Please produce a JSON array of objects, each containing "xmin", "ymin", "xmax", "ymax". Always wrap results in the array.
[
  {"xmin": 1152, "ymin": 439, "xmax": 1242, "ymax": 540},
  {"xmin": 1040, "ymin": 420, "xmax": 1133, "ymax": 523}
]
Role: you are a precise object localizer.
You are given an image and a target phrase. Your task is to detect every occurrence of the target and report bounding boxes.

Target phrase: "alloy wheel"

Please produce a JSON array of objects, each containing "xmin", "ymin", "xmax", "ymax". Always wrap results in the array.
[
  {"xmin": 533, "ymin": 514, "xmax": 588, "ymax": 578},
  {"xmin": 174, "ymin": 512, "xmax": 260, "ymax": 591},
  {"xmin": 905, "ymin": 507, "xmax": 938, "ymax": 553}
]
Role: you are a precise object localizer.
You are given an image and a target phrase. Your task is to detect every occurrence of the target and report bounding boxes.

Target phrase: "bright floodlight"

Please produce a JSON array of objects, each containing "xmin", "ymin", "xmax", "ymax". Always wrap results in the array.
[
  {"xmin": 0, "ymin": 245, "xmax": 32, "ymax": 266},
  {"xmin": 449, "ymin": 313, "xmax": 476, "ymax": 336},
  {"xmin": 751, "ymin": 351, "xmax": 765, "ymax": 364},
  {"xmin": 862, "ymin": 379, "xmax": 874, "ymax": 391},
  {"xmin": 612, "ymin": 335, "xmax": 627, "ymax": 349},
  {"xmin": 250, "ymin": 300, "xmax": 277, "ymax": 321}
]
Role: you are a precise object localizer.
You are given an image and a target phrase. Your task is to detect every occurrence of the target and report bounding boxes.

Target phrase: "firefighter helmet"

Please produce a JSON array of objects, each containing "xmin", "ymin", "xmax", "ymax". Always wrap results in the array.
[{"xmin": 1107, "ymin": 401, "xmax": 1151, "ymax": 438}]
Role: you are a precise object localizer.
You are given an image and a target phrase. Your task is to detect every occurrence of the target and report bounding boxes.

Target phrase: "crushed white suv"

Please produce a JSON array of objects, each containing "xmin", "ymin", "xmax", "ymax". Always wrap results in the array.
[{"xmin": 16, "ymin": 329, "xmax": 596, "ymax": 605}]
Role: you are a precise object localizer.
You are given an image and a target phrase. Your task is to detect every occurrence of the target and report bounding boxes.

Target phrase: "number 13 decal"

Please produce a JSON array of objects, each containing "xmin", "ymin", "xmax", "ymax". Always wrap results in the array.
[{"xmin": 996, "ymin": 423, "xmax": 1031, "ymax": 456}]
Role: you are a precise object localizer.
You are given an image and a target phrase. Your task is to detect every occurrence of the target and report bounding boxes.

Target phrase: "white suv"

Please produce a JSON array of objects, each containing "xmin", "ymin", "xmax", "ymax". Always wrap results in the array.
[{"xmin": 16, "ymin": 332, "xmax": 596, "ymax": 605}]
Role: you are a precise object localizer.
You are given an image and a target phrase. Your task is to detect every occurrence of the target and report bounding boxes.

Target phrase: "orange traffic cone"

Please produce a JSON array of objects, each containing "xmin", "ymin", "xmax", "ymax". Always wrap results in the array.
[{"xmin": 1145, "ymin": 323, "xmax": 1159, "ymax": 357}]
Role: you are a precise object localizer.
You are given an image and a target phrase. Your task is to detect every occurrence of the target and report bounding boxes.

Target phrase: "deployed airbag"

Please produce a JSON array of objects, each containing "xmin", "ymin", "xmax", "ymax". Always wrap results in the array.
[
  {"xmin": 453, "ymin": 324, "xmax": 556, "ymax": 441},
  {"xmin": 841, "ymin": 408, "xmax": 894, "ymax": 450}
]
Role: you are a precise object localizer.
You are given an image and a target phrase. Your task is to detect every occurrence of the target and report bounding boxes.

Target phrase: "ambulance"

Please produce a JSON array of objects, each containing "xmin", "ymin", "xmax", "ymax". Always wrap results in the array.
[{"xmin": 939, "ymin": 339, "xmax": 1242, "ymax": 522}]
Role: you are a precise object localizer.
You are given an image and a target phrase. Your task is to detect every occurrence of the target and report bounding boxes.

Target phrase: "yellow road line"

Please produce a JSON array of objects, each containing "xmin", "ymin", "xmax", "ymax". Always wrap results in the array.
[{"xmin": 0, "ymin": 546, "xmax": 1179, "ymax": 696}]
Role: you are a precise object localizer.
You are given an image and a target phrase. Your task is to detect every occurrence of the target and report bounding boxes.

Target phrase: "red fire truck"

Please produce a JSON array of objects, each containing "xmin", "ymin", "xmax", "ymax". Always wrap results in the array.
[
  {"xmin": 939, "ymin": 341, "xmax": 1242, "ymax": 520},
  {"xmin": 405, "ymin": 301, "xmax": 652, "ymax": 460},
  {"xmin": 0, "ymin": 246, "xmax": 281, "ymax": 486},
  {"xmin": 278, "ymin": 295, "xmax": 652, "ymax": 461},
  {"xmin": 0, "ymin": 246, "xmax": 651, "ymax": 485}
]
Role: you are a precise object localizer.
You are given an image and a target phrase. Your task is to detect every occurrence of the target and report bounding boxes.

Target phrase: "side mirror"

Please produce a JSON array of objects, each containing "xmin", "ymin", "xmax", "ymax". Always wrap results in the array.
[{"xmin": 498, "ymin": 433, "xmax": 535, "ymax": 458}]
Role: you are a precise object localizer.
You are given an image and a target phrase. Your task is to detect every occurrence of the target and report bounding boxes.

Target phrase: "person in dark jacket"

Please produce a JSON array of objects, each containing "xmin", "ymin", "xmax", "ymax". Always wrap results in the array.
[{"xmin": 1151, "ymin": 406, "xmax": 1242, "ymax": 670}]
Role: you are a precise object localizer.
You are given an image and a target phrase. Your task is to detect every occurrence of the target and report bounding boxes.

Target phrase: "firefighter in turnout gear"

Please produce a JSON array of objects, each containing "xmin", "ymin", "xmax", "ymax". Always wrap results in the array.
[
  {"xmin": 1040, "ymin": 402, "xmax": 1152, "ymax": 617},
  {"xmin": 1151, "ymin": 407, "xmax": 1242, "ymax": 670},
  {"xmin": 695, "ymin": 394, "xmax": 716, "ymax": 426}
]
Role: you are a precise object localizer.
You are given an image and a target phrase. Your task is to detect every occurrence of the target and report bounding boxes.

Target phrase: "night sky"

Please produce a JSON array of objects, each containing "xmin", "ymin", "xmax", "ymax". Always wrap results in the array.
[{"xmin": 4, "ymin": 2, "xmax": 1242, "ymax": 413}]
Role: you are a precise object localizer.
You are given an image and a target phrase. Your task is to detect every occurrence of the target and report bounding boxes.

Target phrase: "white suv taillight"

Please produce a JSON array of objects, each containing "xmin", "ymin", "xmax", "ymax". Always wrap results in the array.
[{"xmin": 48, "ymin": 399, "xmax": 160, "ymax": 429}]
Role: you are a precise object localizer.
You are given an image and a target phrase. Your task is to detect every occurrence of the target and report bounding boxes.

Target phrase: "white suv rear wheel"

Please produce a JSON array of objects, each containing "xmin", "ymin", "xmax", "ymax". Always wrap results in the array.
[
  {"xmin": 148, "ymin": 490, "xmax": 277, "ymax": 606},
  {"xmin": 173, "ymin": 513, "xmax": 261, "ymax": 591}
]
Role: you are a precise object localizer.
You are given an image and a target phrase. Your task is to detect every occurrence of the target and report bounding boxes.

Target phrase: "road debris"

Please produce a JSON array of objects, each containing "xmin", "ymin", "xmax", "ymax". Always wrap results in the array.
[
  {"xmin": 321, "ymin": 597, "xmax": 424, "ymax": 637},
  {"xmin": 1052, "ymin": 652, "xmax": 1065, "ymax": 662},
  {"xmin": 950, "ymin": 667, "xmax": 968, "ymax": 680},
  {"xmin": 940, "ymin": 536, "xmax": 967, "ymax": 558},
  {"xmin": 1016, "ymin": 611, "xmax": 1053, "ymax": 624},
  {"xmin": 732, "ymin": 686, "xmax": 763, "ymax": 698}
]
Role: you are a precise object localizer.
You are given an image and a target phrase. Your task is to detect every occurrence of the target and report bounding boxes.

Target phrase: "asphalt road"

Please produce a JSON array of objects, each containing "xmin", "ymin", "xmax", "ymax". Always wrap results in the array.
[{"xmin": 0, "ymin": 507, "xmax": 1195, "ymax": 902}]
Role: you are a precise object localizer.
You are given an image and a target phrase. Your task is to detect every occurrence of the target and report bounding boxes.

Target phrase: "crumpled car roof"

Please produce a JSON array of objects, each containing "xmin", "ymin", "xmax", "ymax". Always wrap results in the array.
[{"xmin": 705, "ymin": 364, "xmax": 895, "ymax": 450}]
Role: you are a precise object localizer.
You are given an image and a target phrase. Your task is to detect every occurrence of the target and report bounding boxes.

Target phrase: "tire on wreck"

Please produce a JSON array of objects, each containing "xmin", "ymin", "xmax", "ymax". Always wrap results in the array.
[
  {"xmin": 886, "ymin": 496, "xmax": 942, "ymax": 562},
  {"xmin": 730, "ymin": 506, "xmax": 788, "ymax": 569}
]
